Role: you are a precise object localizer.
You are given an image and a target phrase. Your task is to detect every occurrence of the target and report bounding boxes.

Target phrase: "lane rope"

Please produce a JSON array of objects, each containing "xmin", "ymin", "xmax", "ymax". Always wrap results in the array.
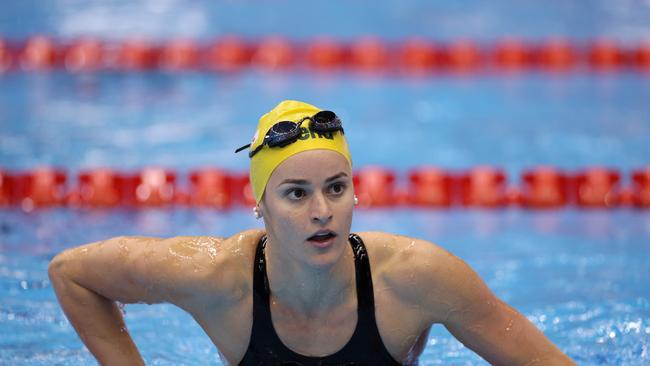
[
  {"xmin": 1, "ymin": 166, "xmax": 649, "ymax": 210},
  {"xmin": 1, "ymin": 36, "xmax": 649, "ymax": 74}
]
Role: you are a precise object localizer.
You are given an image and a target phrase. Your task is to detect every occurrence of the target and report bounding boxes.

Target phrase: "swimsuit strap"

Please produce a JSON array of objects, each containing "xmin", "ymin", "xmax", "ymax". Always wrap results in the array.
[
  {"xmin": 239, "ymin": 233, "xmax": 401, "ymax": 365},
  {"xmin": 347, "ymin": 233, "xmax": 379, "ymax": 327}
]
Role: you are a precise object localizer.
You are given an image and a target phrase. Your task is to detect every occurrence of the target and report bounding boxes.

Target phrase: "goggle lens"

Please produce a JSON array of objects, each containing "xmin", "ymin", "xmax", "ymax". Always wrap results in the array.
[
  {"xmin": 270, "ymin": 120, "xmax": 299, "ymax": 135},
  {"xmin": 267, "ymin": 121, "xmax": 302, "ymax": 147}
]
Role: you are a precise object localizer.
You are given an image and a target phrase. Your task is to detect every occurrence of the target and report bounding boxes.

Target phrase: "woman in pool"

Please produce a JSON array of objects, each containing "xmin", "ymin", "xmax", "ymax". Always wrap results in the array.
[{"xmin": 49, "ymin": 100, "xmax": 575, "ymax": 365}]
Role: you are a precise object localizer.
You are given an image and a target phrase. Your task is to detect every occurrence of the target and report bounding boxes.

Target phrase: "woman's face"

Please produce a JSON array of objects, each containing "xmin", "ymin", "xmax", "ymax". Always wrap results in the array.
[{"xmin": 259, "ymin": 149, "xmax": 354, "ymax": 268}]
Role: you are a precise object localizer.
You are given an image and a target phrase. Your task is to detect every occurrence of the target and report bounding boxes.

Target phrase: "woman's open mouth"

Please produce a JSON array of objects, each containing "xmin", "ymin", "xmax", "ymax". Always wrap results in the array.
[{"xmin": 306, "ymin": 230, "xmax": 337, "ymax": 248}]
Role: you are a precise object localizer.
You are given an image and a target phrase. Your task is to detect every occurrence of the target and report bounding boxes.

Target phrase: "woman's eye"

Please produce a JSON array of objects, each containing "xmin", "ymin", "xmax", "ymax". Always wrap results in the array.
[
  {"xmin": 287, "ymin": 188, "xmax": 306, "ymax": 200},
  {"xmin": 329, "ymin": 182, "xmax": 346, "ymax": 195}
]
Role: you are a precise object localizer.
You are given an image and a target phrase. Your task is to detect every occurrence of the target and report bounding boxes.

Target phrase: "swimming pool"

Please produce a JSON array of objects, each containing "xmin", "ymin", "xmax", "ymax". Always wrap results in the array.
[{"xmin": 2, "ymin": 1, "xmax": 650, "ymax": 365}]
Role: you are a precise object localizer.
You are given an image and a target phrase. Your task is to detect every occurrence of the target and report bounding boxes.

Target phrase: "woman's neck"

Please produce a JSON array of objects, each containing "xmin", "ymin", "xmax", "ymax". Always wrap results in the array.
[{"xmin": 264, "ymin": 236, "xmax": 356, "ymax": 316}]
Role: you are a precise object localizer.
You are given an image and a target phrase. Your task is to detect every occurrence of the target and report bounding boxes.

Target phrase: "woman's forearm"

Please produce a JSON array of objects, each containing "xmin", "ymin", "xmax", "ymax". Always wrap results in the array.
[{"xmin": 49, "ymin": 256, "xmax": 144, "ymax": 366}]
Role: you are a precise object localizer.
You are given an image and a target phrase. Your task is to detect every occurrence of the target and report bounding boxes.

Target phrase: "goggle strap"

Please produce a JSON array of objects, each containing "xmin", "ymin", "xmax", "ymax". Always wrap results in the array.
[
  {"xmin": 248, "ymin": 144, "xmax": 264, "ymax": 158},
  {"xmin": 235, "ymin": 144, "xmax": 251, "ymax": 153}
]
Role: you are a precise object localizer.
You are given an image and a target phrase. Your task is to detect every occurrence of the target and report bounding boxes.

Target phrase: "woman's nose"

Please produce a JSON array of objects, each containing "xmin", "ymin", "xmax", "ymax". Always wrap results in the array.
[{"xmin": 310, "ymin": 192, "xmax": 333, "ymax": 224}]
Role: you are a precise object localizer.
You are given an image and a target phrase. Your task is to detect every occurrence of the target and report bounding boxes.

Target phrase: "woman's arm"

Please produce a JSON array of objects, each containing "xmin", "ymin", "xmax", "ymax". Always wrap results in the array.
[
  {"xmin": 444, "ymin": 294, "xmax": 574, "ymax": 366},
  {"xmin": 392, "ymin": 235, "xmax": 576, "ymax": 365},
  {"xmin": 48, "ymin": 235, "xmax": 224, "ymax": 365}
]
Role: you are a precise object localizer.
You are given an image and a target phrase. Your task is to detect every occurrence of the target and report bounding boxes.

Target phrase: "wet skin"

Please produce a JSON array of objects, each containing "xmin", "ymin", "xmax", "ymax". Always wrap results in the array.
[{"xmin": 48, "ymin": 150, "xmax": 576, "ymax": 365}]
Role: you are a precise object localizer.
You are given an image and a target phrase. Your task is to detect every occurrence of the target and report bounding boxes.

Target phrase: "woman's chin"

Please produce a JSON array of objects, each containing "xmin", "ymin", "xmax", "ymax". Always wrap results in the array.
[{"xmin": 303, "ymin": 238, "xmax": 346, "ymax": 268}]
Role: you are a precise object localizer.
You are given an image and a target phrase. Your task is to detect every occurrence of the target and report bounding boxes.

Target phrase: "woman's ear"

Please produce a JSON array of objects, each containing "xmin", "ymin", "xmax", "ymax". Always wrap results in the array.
[{"xmin": 257, "ymin": 195, "xmax": 268, "ymax": 219}]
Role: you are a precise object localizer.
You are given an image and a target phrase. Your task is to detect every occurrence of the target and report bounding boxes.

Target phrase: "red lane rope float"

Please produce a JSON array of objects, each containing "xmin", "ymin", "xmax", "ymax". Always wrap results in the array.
[
  {"xmin": 0, "ymin": 169, "xmax": 14, "ymax": 206},
  {"xmin": 21, "ymin": 36, "xmax": 59, "ymax": 71},
  {"xmin": 64, "ymin": 38, "xmax": 104, "ymax": 72},
  {"xmin": 574, "ymin": 167, "xmax": 622, "ymax": 208},
  {"xmin": 634, "ymin": 41, "xmax": 650, "ymax": 70},
  {"xmin": 349, "ymin": 37, "xmax": 390, "ymax": 72},
  {"xmin": 632, "ymin": 167, "xmax": 650, "ymax": 207},
  {"xmin": 231, "ymin": 172, "xmax": 256, "ymax": 207},
  {"xmin": 117, "ymin": 40, "xmax": 160, "ymax": 71},
  {"xmin": 305, "ymin": 38, "xmax": 347, "ymax": 70},
  {"xmin": 134, "ymin": 168, "xmax": 178, "ymax": 206},
  {"xmin": 2, "ymin": 166, "xmax": 650, "ymax": 210},
  {"xmin": 9, "ymin": 167, "xmax": 68, "ymax": 211},
  {"xmin": 253, "ymin": 37, "xmax": 295, "ymax": 71},
  {"xmin": 588, "ymin": 39, "xmax": 628, "ymax": 70},
  {"xmin": 188, "ymin": 168, "xmax": 233, "ymax": 209},
  {"xmin": 459, "ymin": 166, "xmax": 509, "ymax": 208},
  {"xmin": 2, "ymin": 36, "xmax": 648, "ymax": 74},
  {"xmin": 160, "ymin": 39, "xmax": 201, "ymax": 71},
  {"xmin": 0, "ymin": 38, "xmax": 13, "ymax": 72},
  {"xmin": 408, "ymin": 167, "xmax": 454, "ymax": 207},
  {"xmin": 520, "ymin": 167, "xmax": 570, "ymax": 209},
  {"xmin": 353, "ymin": 167, "xmax": 397, "ymax": 207},
  {"xmin": 68, "ymin": 169, "xmax": 123, "ymax": 207},
  {"xmin": 397, "ymin": 38, "xmax": 442, "ymax": 75},
  {"xmin": 537, "ymin": 38, "xmax": 578, "ymax": 71},
  {"xmin": 444, "ymin": 40, "xmax": 483, "ymax": 73},
  {"xmin": 493, "ymin": 38, "xmax": 534, "ymax": 70},
  {"xmin": 205, "ymin": 36, "xmax": 251, "ymax": 73}
]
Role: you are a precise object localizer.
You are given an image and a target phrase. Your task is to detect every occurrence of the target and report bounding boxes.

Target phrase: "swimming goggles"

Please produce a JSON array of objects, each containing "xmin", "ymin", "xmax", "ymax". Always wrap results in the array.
[{"xmin": 235, "ymin": 110, "xmax": 344, "ymax": 158}]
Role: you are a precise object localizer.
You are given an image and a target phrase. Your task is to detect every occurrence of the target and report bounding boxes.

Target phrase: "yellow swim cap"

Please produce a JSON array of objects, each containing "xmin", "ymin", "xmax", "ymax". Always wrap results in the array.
[{"xmin": 247, "ymin": 100, "xmax": 352, "ymax": 204}]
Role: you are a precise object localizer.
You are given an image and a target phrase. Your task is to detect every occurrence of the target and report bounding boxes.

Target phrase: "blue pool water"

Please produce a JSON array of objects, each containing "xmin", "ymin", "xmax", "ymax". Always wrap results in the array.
[
  {"xmin": 2, "ymin": 1, "xmax": 650, "ymax": 365},
  {"xmin": 2, "ymin": 209, "xmax": 650, "ymax": 365}
]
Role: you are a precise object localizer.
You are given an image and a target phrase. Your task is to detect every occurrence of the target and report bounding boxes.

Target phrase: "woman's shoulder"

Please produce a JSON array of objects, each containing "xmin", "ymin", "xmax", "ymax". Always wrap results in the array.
[
  {"xmin": 184, "ymin": 229, "xmax": 264, "ymax": 302},
  {"xmin": 356, "ymin": 231, "xmax": 481, "ymax": 316},
  {"xmin": 173, "ymin": 229, "xmax": 264, "ymax": 265},
  {"xmin": 355, "ymin": 231, "xmax": 463, "ymax": 301},
  {"xmin": 216, "ymin": 229, "xmax": 266, "ymax": 265},
  {"xmin": 221, "ymin": 229, "xmax": 266, "ymax": 249},
  {"xmin": 355, "ymin": 231, "xmax": 448, "ymax": 265}
]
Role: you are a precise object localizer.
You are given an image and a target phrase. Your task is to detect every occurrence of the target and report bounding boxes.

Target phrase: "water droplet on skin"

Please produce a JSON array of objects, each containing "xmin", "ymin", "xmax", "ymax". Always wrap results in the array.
[
  {"xmin": 117, "ymin": 301, "xmax": 126, "ymax": 315},
  {"xmin": 168, "ymin": 239, "xmax": 198, "ymax": 262},
  {"xmin": 207, "ymin": 246, "xmax": 218, "ymax": 261},
  {"xmin": 118, "ymin": 243, "xmax": 130, "ymax": 260}
]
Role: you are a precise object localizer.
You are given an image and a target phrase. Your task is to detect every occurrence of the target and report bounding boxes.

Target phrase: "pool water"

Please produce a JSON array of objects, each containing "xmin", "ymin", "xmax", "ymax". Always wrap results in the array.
[
  {"xmin": 2, "ymin": 1, "xmax": 650, "ymax": 365},
  {"xmin": 1, "ymin": 209, "xmax": 649, "ymax": 365}
]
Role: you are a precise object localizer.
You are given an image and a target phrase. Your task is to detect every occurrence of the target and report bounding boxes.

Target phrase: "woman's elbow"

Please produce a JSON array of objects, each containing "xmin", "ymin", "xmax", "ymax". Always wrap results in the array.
[
  {"xmin": 48, "ymin": 250, "xmax": 74, "ymax": 285},
  {"xmin": 48, "ymin": 237, "xmax": 121, "ymax": 280}
]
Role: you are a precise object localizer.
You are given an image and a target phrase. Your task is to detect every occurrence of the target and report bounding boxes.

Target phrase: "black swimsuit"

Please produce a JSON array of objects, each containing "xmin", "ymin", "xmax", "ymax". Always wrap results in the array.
[{"xmin": 238, "ymin": 233, "xmax": 402, "ymax": 366}]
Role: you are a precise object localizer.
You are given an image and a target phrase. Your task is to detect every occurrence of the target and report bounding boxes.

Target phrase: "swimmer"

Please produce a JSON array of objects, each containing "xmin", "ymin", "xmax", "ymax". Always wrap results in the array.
[{"xmin": 49, "ymin": 100, "xmax": 576, "ymax": 365}]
